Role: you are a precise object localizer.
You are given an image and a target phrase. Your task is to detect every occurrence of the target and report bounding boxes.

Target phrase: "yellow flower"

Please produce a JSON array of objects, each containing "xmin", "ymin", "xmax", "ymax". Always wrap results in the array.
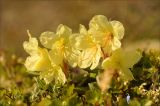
[
  {"xmin": 89, "ymin": 15, "xmax": 124, "ymax": 55},
  {"xmin": 23, "ymin": 31, "xmax": 66, "ymax": 84},
  {"xmin": 23, "ymin": 30, "xmax": 51, "ymax": 71},
  {"xmin": 76, "ymin": 25, "xmax": 103, "ymax": 70},
  {"xmin": 97, "ymin": 48, "xmax": 141, "ymax": 91},
  {"xmin": 40, "ymin": 24, "xmax": 79, "ymax": 67},
  {"xmin": 102, "ymin": 48, "xmax": 142, "ymax": 81}
]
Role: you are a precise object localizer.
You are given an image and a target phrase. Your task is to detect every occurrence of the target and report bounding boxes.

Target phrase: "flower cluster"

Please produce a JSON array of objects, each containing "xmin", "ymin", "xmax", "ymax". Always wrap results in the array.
[{"xmin": 23, "ymin": 15, "xmax": 142, "ymax": 91}]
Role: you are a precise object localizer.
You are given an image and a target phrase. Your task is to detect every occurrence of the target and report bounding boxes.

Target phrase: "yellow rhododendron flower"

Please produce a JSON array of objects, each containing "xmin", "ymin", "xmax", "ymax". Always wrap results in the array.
[
  {"xmin": 40, "ymin": 24, "xmax": 79, "ymax": 67},
  {"xmin": 23, "ymin": 31, "xmax": 66, "ymax": 84},
  {"xmin": 76, "ymin": 25, "xmax": 103, "ymax": 70},
  {"xmin": 89, "ymin": 15, "xmax": 124, "ymax": 55},
  {"xmin": 23, "ymin": 31, "xmax": 51, "ymax": 71},
  {"xmin": 97, "ymin": 48, "xmax": 142, "ymax": 91},
  {"xmin": 102, "ymin": 48, "xmax": 142, "ymax": 81}
]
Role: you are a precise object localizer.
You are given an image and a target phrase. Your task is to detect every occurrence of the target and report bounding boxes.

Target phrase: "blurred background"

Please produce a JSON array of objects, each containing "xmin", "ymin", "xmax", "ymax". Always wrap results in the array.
[{"xmin": 0, "ymin": 0, "xmax": 160, "ymax": 57}]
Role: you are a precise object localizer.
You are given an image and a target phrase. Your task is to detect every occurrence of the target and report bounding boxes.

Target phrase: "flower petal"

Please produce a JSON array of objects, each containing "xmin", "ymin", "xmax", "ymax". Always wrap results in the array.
[
  {"xmin": 78, "ymin": 49, "xmax": 93, "ymax": 69},
  {"xmin": 79, "ymin": 24, "xmax": 88, "ymax": 35},
  {"xmin": 119, "ymin": 68, "xmax": 134, "ymax": 81},
  {"xmin": 65, "ymin": 48, "xmax": 80, "ymax": 67},
  {"xmin": 39, "ymin": 31, "xmax": 57, "ymax": 49},
  {"xmin": 23, "ymin": 35, "xmax": 38, "ymax": 55},
  {"xmin": 78, "ymin": 46, "xmax": 101, "ymax": 70},
  {"xmin": 110, "ymin": 21, "xmax": 124, "ymax": 40},
  {"xmin": 24, "ymin": 48, "xmax": 51, "ymax": 71},
  {"xmin": 76, "ymin": 34, "xmax": 95, "ymax": 50},
  {"xmin": 40, "ymin": 65, "xmax": 66, "ymax": 84},
  {"xmin": 102, "ymin": 58, "xmax": 117, "ymax": 69},
  {"xmin": 56, "ymin": 24, "xmax": 72, "ymax": 39},
  {"xmin": 111, "ymin": 37, "xmax": 121, "ymax": 50},
  {"xmin": 90, "ymin": 46, "xmax": 102, "ymax": 70},
  {"xmin": 49, "ymin": 49, "xmax": 63, "ymax": 66},
  {"xmin": 110, "ymin": 48, "xmax": 123, "ymax": 63},
  {"xmin": 89, "ymin": 15, "xmax": 112, "ymax": 31},
  {"xmin": 122, "ymin": 50, "xmax": 142, "ymax": 68}
]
